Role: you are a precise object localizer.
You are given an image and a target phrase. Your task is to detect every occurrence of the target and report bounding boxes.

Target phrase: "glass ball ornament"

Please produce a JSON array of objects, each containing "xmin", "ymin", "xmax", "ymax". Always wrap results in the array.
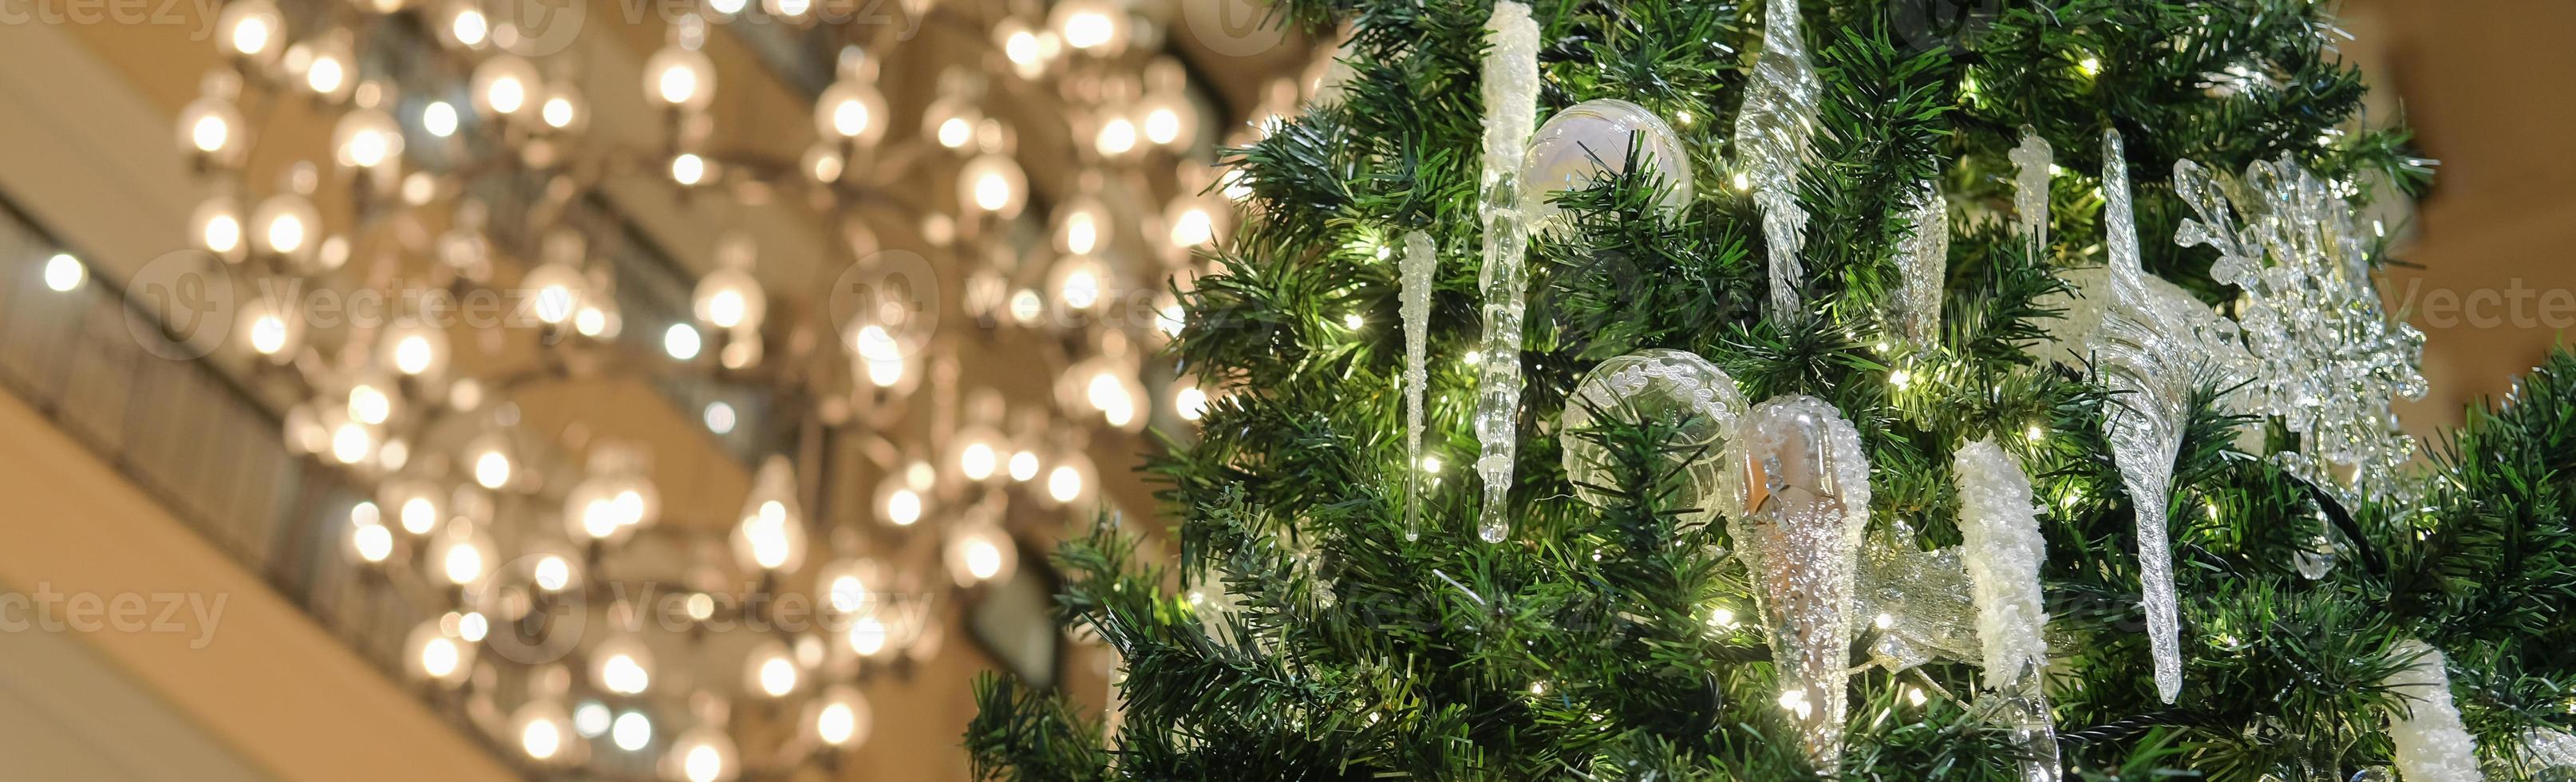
[
  {"xmin": 1557, "ymin": 349, "xmax": 1748, "ymax": 523},
  {"xmin": 1519, "ymin": 99, "xmax": 1693, "ymax": 223}
]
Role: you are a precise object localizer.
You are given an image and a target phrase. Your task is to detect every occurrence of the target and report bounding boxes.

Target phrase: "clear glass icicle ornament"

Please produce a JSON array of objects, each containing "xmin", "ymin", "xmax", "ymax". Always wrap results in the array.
[
  {"xmin": 2093, "ymin": 128, "xmax": 2185, "ymax": 704},
  {"xmin": 1734, "ymin": 0, "xmax": 1822, "ymax": 322},
  {"xmin": 1470, "ymin": 1, "xmax": 1540, "ymax": 543},
  {"xmin": 1399, "ymin": 230, "xmax": 1436, "ymax": 541}
]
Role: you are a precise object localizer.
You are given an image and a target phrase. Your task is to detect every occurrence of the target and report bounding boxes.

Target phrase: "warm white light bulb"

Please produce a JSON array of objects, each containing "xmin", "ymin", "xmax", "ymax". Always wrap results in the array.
[
  {"xmin": 831, "ymin": 99, "xmax": 869, "ymax": 138},
  {"xmin": 817, "ymin": 701, "xmax": 857, "ymax": 745},
  {"xmin": 1144, "ymin": 106, "xmax": 1181, "ymax": 145},
  {"xmin": 960, "ymin": 442, "xmax": 997, "ymax": 480},
  {"xmin": 306, "ymin": 55, "xmax": 346, "ymax": 96},
  {"xmin": 450, "ymin": 7, "xmax": 486, "ymax": 45},
  {"xmin": 936, "ymin": 117, "xmax": 972, "ymax": 149},
  {"xmin": 973, "ymin": 171, "xmax": 1013, "ymax": 211},
  {"xmin": 612, "ymin": 712, "xmax": 651, "ymax": 751},
  {"xmin": 266, "ymin": 211, "xmax": 307, "ymax": 255},
  {"xmin": 353, "ymin": 523, "xmax": 393, "ymax": 563},
  {"xmin": 705, "ymin": 289, "xmax": 745, "ymax": 328},
  {"xmin": 443, "ymin": 540, "xmax": 485, "ymax": 584},
  {"xmin": 42, "ymin": 253, "xmax": 83, "ymax": 293},
  {"xmin": 1169, "ymin": 206, "xmax": 1214, "ymax": 248},
  {"xmin": 1008, "ymin": 451, "xmax": 1039, "ymax": 482},
  {"xmin": 884, "ymin": 488, "xmax": 921, "ymax": 526},
  {"xmin": 684, "ymin": 744, "xmax": 723, "ymax": 782},
  {"xmin": 963, "ymin": 537, "xmax": 1002, "ymax": 580},
  {"xmin": 601, "ymin": 653, "xmax": 650, "ymax": 694},
  {"xmin": 393, "ymin": 334, "xmax": 434, "ymax": 375},
  {"xmin": 664, "ymin": 324, "xmax": 703, "ymax": 360},
  {"xmin": 203, "ymin": 211, "xmax": 242, "ymax": 253},
  {"xmin": 420, "ymin": 636, "xmax": 460, "ymax": 677},
  {"xmin": 670, "ymin": 153, "xmax": 706, "ymax": 185},
  {"xmin": 533, "ymin": 555, "xmax": 571, "ymax": 590},
  {"xmin": 521, "ymin": 718, "xmax": 562, "ymax": 760},
  {"xmin": 1048, "ymin": 465, "xmax": 1082, "ymax": 503},
  {"xmin": 543, "ymin": 97, "xmax": 575, "ymax": 128},
  {"xmin": 473, "ymin": 449, "xmax": 512, "ymax": 489},
  {"xmin": 230, "ymin": 15, "xmax": 271, "ymax": 57},
  {"xmin": 192, "ymin": 114, "xmax": 230, "ymax": 153},
  {"xmin": 847, "ymin": 614, "xmax": 887, "ymax": 657},
  {"xmin": 1175, "ymin": 385, "xmax": 1208, "ymax": 421},
  {"xmin": 330, "ymin": 421, "xmax": 373, "ymax": 464},
  {"xmin": 423, "ymin": 101, "xmax": 459, "ymax": 137},
  {"xmin": 757, "ymin": 655, "xmax": 797, "ymax": 697},
  {"xmin": 1063, "ymin": 10, "xmax": 1113, "ymax": 49},
  {"xmin": 249, "ymin": 313, "xmax": 290, "ymax": 355},
  {"xmin": 1095, "ymin": 117, "xmax": 1136, "ymax": 156},
  {"xmin": 657, "ymin": 65, "xmax": 697, "ymax": 106}
]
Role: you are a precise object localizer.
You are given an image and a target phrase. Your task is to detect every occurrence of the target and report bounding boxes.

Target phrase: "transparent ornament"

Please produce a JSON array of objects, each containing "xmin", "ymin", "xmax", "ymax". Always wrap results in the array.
[
  {"xmin": 1397, "ymin": 230, "xmax": 1438, "ymax": 540},
  {"xmin": 1469, "ymin": 1, "xmax": 1541, "ymax": 544},
  {"xmin": 1721, "ymin": 395, "xmax": 1870, "ymax": 772},
  {"xmin": 2172, "ymin": 156, "xmax": 2427, "ymax": 505},
  {"xmin": 1558, "ymin": 349, "xmax": 1748, "ymax": 524},
  {"xmin": 1734, "ymin": 0, "xmax": 1821, "ymax": 321},
  {"xmin": 1518, "ymin": 99, "xmax": 1693, "ymax": 227}
]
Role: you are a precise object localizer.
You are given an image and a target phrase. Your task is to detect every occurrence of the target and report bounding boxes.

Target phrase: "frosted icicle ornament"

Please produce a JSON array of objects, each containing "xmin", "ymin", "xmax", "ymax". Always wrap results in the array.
[
  {"xmin": 2383, "ymin": 640, "xmax": 2483, "ymax": 782},
  {"xmin": 1954, "ymin": 440, "xmax": 2060, "ymax": 782},
  {"xmin": 1519, "ymin": 99, "xmax": 1693, "ymax": 228},
  {"xmin": 1558, "ymin": 349, "xmax": 1748, "ymax": 523},
  {"xmin": 1721, "ymin": 395, "xmax": 1870, "ymax": 772},
  {"xmin": 1469, "ymin": 1, "xmax": 1541, "ymax": 544},
  {"xmin": 1891, "ymin": 179, "xmax": 1950, "ymax": 348},
  {"xmin": 1733, "ymin": 0, "xmax": 1822, "ymax": 322},
  {"xmin": 2094, "ymin": 128, "xmax": 2187, "ymax": 704},
  {"xmin": 2009, "ymin": 127, "xmax": 2053, "ymax": 259},
  {"xmin": 1398, "ymin": 231, "xmax": 1438, "ymax": 540}
]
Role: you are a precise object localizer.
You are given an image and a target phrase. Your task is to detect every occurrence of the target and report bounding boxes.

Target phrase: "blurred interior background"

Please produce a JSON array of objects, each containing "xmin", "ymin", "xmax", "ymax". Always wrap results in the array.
[{"xmin": 0, "ymin": 1, "xmax": 2562, "ymax": 780}]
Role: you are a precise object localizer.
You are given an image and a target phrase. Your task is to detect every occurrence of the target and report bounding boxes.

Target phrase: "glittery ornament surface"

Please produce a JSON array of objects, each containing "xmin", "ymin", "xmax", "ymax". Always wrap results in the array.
[
  {"xmin": 2172, "ymin": 156, "xmax": 2428, "ymax": 505},
  {"xmin": 1854, "ymin": 538, "xmax": 1979, "ymax": 673},
  {"xmin": 1954, "ymin": 440, "xmax": 2061, "ymax": 782},
  {"xmin": 2095, "ymin": 129, "xmax": 2185, "ymax": 704},
  {"xmin": 1559, "ymin": 349, "xmax": 1748, "ymax": 523},
  {"xmin": 1721, "ymin": 395, "xmax": 1870, "ymax": 772},
  {"xmin": 1954, "ymin": 440, "xmax": 2049, "ymax": 687},
  {"xmin": 1400, "ymin": 230, "xmax": 1437, "ymax": 541},
  {"xmin": 2519, "ymin": 729, "xmax": 2576, "ymax": 776},
  {"xmin": 1519, "ymin": 99, "xmax": 1693, "ymax": 227},
  {"xmin": 2009, "ymin": 127, "xmax": 2053, "ymax": 259},
  {"xmin": 2384, "ymin": 639, "xmax": 2483, "ymax": 782},
  {"xmin": 1893, "ymin": 179, "xmax": 1950, "ymax": 347},
  {"xmin": 1472, "ymin": 1, "xmax": 1541, "ymax": 544},
  {"xmin": 1734, "ymin": 0, "xmax": 1822, "ymax": 322}
]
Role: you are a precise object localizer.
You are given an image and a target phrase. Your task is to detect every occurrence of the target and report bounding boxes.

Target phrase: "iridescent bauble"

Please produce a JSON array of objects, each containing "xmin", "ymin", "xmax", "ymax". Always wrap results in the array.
[
  {"xmin": 1519, "ymin": 99, "xmax": 1693, "ymax": 223},
  {"xmin": 1558, "ymin": 349, "xmax": 1747, "ymax": 523}
]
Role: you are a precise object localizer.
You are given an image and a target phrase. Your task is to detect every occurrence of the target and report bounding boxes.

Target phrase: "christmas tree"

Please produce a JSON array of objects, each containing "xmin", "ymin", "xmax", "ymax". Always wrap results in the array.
[{"xmin": 966, "ymin": 0, "xmax": 2576, "ymax": 779}]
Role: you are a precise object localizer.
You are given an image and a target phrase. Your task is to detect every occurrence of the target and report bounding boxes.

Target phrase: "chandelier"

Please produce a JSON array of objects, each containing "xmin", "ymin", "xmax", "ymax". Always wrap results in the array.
[{"xmin": 169, "ymin": 0, "xmax": 1321, "ymax": 776}]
